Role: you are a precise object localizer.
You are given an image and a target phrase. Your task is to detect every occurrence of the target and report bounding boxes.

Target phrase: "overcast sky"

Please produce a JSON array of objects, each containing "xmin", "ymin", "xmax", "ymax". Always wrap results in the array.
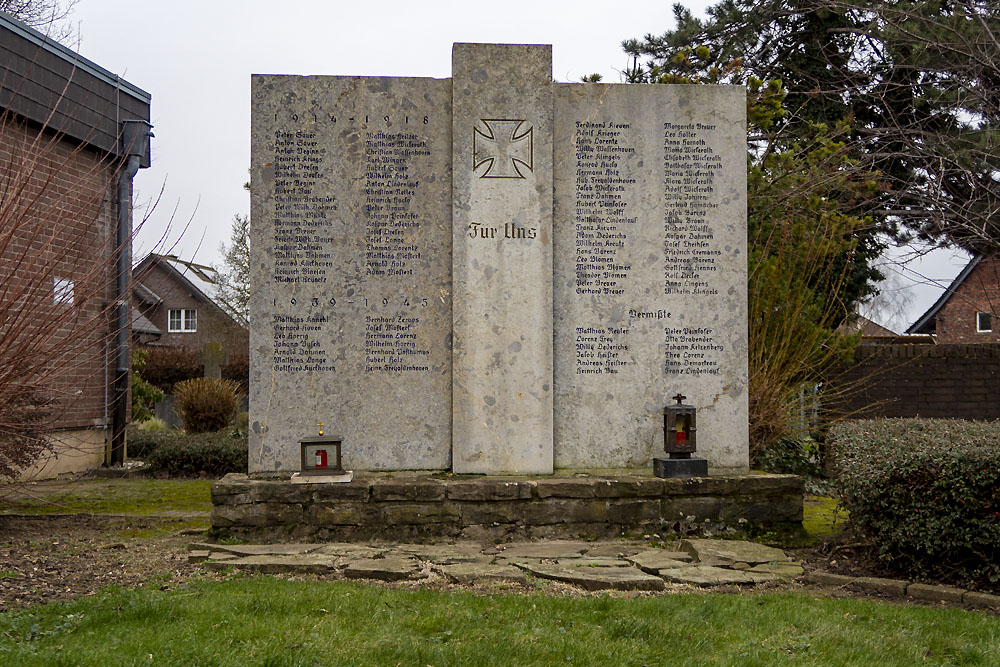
[{"xmin": 63, "ymin": 0, "xmax": 969, "ymax": 333}]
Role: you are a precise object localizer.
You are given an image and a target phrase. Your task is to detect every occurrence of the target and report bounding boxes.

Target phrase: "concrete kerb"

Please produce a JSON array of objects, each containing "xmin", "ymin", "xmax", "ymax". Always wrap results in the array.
[{"xmin": 805, "ymin": 571, "xmax": 1000, "ymax": 610}]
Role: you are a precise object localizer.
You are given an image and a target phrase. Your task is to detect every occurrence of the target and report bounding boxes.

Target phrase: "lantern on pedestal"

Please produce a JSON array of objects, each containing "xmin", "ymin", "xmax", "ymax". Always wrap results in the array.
[
  {"xmin": 654, "ymin": 393, "xmax": 708, "ymax": 478},
  {"xmin": 294, "ymin": 421, "xmax": 352, "ymax": 482}
]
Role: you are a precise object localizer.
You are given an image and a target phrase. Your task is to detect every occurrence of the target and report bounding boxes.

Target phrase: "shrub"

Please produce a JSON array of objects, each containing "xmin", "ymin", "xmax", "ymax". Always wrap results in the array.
[
  {"xmin": 829, "ymin": 419, "xmax": 1000, "ymax": 589},
  {"xmin": 127, "ymin": 426, "xmax": 178, "ymax": 460},
  {"xmin": 138, "ymin": 346, "xmax": 201, "ymax": 392},
  {"xmin": 222, "ymin": 354, "xmax": 250, "ymax": 393},
  {"xmin": 173, "ymin": 378, "xmax": 242, "ymax": 433},
  {"xmin": 145, "ymin": 431, "xmax": 248, "ymax": 478},
  {"xmin": 126, "ymin": 427, "xmax": 247, "ymax": 477},
  {"xmin": 137, "ymin": 417, "xmax": 168, "ymax": 432},
  {"xmin": 131, "ymin": 349, "xmax": 164, "ymax": 422}
]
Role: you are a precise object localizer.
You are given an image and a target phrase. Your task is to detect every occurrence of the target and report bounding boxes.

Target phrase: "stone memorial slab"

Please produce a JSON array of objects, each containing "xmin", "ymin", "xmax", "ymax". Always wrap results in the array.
[
  {"xmin": 553, "ymin": 83, "xmax": 748, "ymax": 471},
  {"xmin": 451, "ymin": 43, "xmax": 554, "ymax": 473},
  {"xmin": 249, "ymin": 44, "xmax": 748, "ymax": 476},
  {"xmin": 250, "ymin": 75, "xmax": 453, "ymax": 472}
]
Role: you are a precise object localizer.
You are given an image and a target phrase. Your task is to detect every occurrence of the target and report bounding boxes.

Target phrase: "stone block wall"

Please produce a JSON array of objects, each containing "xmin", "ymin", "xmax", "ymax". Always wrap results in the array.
[
  {"xmin": 830, "ymin": 343, "xmax": 1000, "ymax": 420},
  {"xmin": 211, "ymin": 473, "xmax": 803, "ymax": 542}
]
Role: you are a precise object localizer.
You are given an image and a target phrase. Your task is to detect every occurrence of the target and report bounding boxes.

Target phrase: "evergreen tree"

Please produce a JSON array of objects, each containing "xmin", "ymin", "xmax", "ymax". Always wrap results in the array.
[{"xmin": 624, "ymin": 0, "xmax": 1000, "ymax": 254}]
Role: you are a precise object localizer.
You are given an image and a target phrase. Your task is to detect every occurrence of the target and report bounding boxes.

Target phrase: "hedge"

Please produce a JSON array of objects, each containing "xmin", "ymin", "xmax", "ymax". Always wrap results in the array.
[
  {"xmin": 829, "ymin": 419, "xmax": 1000, "ymax": 590},
  {"xmin": 127, "ymin": 428, "xmax": 247, "ymax": 478}
]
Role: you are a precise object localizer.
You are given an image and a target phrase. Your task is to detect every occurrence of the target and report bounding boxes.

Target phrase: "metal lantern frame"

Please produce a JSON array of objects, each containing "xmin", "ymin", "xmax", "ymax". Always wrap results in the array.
[{"xmin": 663, "ymin": 393, "xmax": 697, "ymax": 456}]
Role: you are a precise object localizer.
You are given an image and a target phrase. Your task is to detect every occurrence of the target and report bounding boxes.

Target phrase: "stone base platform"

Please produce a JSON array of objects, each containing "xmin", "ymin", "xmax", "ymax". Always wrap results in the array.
[{"xmin": 212, "ymin": 472, "xmax": 803, "ymax": 542}]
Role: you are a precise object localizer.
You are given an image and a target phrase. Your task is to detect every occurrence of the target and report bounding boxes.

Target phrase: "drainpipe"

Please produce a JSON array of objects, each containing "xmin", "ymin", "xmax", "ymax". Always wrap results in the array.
[{"xmin": 110, "ymin": 120, "xmax": 152, "ymax": 467}]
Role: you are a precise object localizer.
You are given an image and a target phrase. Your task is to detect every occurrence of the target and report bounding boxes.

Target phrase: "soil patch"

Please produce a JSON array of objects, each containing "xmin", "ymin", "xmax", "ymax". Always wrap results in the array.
[{"xmin": 0, "ymin": 515, "xmax": 204, "ymax": 610}]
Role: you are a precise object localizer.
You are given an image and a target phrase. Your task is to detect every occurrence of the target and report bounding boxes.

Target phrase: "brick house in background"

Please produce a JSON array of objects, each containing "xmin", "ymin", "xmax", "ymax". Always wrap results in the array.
[
  {"xmin": 0, "ymin": 11, "xmax": 151, "ymax": 477},
  {"xmin": 907, "ymin": 254, "xmax": 1000, "ymax": 343},
  {"xmin": 132, "ymin": 253, "xmax": 248, "ymax": 359}
]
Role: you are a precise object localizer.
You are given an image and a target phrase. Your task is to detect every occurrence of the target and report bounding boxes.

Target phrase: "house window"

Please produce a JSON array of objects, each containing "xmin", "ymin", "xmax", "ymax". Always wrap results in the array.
[
  {"xmin": 977, "ymin": 311, "xmax": 992, "ymax": 333},
  {"xmin": 168, "ymin": 309, "xmax": 197, "ymax": 332},
  {"xmin": 53, "ymin": 277, "xmax": 74, "ymax": 306}
]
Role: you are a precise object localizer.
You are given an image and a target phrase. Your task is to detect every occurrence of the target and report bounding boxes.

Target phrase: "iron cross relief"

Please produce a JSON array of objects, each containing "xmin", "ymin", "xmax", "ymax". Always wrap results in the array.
[{"xmin": 473, "ymin": 119, "xmax": 534, "ymax": 179}]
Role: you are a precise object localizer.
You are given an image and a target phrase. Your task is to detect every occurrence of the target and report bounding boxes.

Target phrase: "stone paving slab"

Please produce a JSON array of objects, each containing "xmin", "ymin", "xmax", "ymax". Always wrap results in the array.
[
  {"xmin": 581, "ymin": 544, "xmax": 645, "ymax": 558},
  {"xmin": 433, "ymin": 563, "xmax": 528, "ymax": 585},
  {"xmin": 203, "ymin": 554, "xmax": 337, "ymax": 575},
  {"xmin": 343, "ymin": 556, "xmax": 425, "ymax": 582},
  {"xmin": 571, "ymin": 559, "xmax": 633, "ymax": 568},
  {"xmin": 681, "ymin": 539, "xmax": 790, "ymax": 566},
  {"xmin": 395, "ymin": 543, "xmax": 492, "ymax": 564},
  {"xmin": 659, "ymin": 565, "xmax": 779, "ymax": 587},
  {"xmin": 749, "ymin": 562, "xmax": 804, "ymax": 578},
  {"xmin": 494, "ymin": 541, "xmax": 591, "ymax": 559},
  {"xmin": 315, "ymin": 544, "xmax": 391, "ymax": 559},
  {"xmin": 188, "ymin": 542, "xmax": 324, "ymax": 556},
  {"xmin": 627, "ymin": 550, "xmax": 696, "ymax": 575},
  {"xmin": 514, "ymin": 562, "xmax": 666, "ymax": 591}
]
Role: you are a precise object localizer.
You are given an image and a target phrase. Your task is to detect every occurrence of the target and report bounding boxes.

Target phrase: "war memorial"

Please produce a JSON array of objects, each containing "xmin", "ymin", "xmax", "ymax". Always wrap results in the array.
[{"xmin": 211, "ymin": 44, "xmax": 802, "ymax": 540}]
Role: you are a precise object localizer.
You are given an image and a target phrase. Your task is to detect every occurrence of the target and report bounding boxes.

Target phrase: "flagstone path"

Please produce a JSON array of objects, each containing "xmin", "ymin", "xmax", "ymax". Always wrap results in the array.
[{"xmin": 189, "ymin": 537, "xmax": 805, "ymax": 592}]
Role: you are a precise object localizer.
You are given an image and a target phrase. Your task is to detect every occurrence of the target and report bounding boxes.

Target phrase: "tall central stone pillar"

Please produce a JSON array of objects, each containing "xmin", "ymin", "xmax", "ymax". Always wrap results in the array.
[{"xmin": 451, "ymin": 43, "xmax": 554, "ymax": 473}]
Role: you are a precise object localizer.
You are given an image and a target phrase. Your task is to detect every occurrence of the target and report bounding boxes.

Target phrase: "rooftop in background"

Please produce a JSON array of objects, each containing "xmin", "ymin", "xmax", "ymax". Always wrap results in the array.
[
  {"xmin": 133, "ymin": 253, "xmax": 246, "ymax": 328},
  {"xmin": 907, "ymin": 255, "xmax": 982, "ymax": 335},
  {"xmin": 0, "ymin": 9, "xmax": 150, "ymax": 162}
]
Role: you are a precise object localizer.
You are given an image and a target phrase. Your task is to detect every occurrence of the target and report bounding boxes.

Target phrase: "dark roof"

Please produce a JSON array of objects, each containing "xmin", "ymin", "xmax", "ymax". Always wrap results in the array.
[
  {"xmin": 134, "ymin": 253, "xmax": 248, "ymax": 328},
  {"xmin": 133, "ymin": 282, "xmax": 162, "ymax": 306},
  {"xmin": 0, "ymin": 10, "xmax": 151, "ymax": 162},
  {"xmin": 906, "ymin": 255, "xmax": 982, "ymax": 334},
  {"xmin": 131, "ymin": 307, "xmax": 161, "ymax": 335}
]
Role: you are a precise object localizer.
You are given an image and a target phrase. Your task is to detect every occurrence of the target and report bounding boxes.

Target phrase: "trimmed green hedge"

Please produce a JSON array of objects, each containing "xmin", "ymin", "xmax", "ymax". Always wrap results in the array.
[
  {"xmin": 829, "ymin": 419, "xmax": 1000, "ymax": 590},
  {"xmin": 127, "ymin": 428, "xmax": 247, "ymax": 478}
]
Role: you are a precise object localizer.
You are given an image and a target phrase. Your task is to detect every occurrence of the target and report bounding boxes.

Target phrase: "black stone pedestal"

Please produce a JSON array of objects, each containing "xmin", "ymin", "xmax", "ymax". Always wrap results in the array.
[{"xmin": 653, "ymin": 456, "xmax": 708, "ymax": 478}]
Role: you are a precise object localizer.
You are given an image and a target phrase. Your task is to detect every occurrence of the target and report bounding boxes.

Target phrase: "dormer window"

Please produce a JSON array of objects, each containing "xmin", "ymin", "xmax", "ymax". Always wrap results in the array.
[
  {"xmin": 168, "ymin": 308, "xmax": 197, "ymax": 332},
  {"xmin": 977, "ymin": 311, "xmax": 992, "ymax": 333}
]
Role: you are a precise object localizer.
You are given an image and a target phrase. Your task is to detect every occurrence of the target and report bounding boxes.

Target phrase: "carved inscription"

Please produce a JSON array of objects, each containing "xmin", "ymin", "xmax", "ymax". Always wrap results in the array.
[
  {"xmin": 663, "ymin": 122, "xmax": 723, "ymax": 295},
  {"xmin": 574, "ymin": 120, "xmax": 636, "ymax": 297},
  {"xmin": 364, "ymin": 130, "xmax": 429, "ymax": 277},
  {"xmin": 571, "ymin": 120, "xmax": 640, "ymax": 375},
  {"xmin": 272, "ymin": 129, "xmax": 337, "ymax": 286},
  {"xmin": 662, "ymin": 121, "xmax": 726, "ymax": 376},
  {"xmin": 266, "ymin": 110, "xmax": 437, "ymax": 377},
  {"xmin": 473, "ymin": 119, "xmax": 533, "ymax": 178}
]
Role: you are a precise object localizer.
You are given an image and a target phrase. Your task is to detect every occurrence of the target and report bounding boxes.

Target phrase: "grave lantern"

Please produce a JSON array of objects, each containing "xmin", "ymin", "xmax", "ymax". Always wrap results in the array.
[
  {"xmin": 299, "ymin": 421, "xmax": 344, "ymax": 475},
  {"xmin": 663, "ymin": 393, "xmax": 697, "ymax": 455},
  {"xmin": 654, "ymin": 393, "xmax": 708, "ymax": 478}
]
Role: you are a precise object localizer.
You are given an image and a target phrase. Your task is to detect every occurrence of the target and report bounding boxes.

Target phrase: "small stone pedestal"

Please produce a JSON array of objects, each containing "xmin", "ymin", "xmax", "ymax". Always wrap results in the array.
[{"xmin": 653, "ymin": 456, "xmax": 708, "ymax": 478}]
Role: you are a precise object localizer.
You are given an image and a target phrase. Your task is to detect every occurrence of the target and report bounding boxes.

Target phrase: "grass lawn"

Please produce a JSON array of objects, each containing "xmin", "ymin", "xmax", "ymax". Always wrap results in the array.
[
  {"xmin": 0, "ymin": 479, "xmax": 212, "ymax": 516},
  {"xmin": 1, "ymin": 577, "xmax": 998, "ymax": 666}
]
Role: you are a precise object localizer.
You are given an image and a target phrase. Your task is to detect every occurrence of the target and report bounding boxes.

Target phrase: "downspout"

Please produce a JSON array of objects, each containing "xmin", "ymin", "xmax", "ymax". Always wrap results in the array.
[{"xmin": 110, "ymin": 120, "xmax": 151, "ymax": 467}]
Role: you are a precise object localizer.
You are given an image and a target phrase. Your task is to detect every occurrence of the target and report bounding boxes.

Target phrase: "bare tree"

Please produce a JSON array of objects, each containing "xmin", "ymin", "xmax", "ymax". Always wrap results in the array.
[{"xmin": 0, "ymin": 0, "xmax": 78, "ymax": 42}]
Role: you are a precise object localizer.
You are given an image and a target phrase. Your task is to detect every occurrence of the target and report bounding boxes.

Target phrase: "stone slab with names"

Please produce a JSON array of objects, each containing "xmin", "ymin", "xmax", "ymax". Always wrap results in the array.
[{"xmin": 249, "ymin": 43, "xmax": 748, "ymax": 475}]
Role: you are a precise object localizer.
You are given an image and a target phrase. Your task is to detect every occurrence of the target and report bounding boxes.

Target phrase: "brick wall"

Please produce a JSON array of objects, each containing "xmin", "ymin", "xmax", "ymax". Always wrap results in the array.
[
  {"xmin": 830, "ymin": 344, "xmax": 1000, "ymax": 420},
  {"xmin": 133, "ymin": 263, "xmax": 249, "ymax": 355},
  {"xmin": 935, "ymin": 256, "xmax": 1000, "ymax": 344},
  {"xmin": 0, "ymin": 116, "xmax": 119, "ymax": 431}
]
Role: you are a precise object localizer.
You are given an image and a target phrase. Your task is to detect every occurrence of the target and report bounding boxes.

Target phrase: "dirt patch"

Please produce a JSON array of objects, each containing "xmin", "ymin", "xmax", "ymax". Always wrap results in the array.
[{"xmin": 0, "ymin": 515, "xmax": 205, "ymax": 610}]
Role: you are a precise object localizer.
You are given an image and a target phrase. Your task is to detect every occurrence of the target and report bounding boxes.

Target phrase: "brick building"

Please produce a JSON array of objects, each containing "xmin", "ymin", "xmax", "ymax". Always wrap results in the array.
[
  {"xmin": 907, "ymin": 254, "xmax": 1000, "ymax": 343},
  {"xmin": 132, "ymin": 253, "xmax": 248, "ymax": 356},
  {"xmin": 0, "ymin": 12, "xmax": 151, "ymax": 477}
]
